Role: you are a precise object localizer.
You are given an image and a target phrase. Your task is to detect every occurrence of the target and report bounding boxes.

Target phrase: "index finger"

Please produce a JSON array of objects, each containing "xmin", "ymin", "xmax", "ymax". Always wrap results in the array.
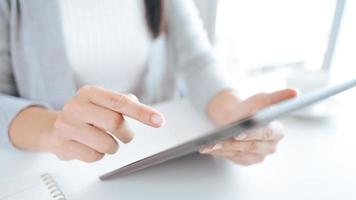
[{"xmin": 78, "ymin": 86, "xmax": 165, "ymax": 127}]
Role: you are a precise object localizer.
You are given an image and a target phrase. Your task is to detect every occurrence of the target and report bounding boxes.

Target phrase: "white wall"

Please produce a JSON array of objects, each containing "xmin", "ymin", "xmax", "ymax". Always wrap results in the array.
[{"xmin": 216, "ymin": 0, "xmax": 340, "ymax": 72}]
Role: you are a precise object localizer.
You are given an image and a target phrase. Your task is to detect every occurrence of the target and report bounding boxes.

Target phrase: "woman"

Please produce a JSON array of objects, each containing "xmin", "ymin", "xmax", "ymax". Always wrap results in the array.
[{"xmin": 0, "ymin": 0, "xmax": 296, "ymax": 165}]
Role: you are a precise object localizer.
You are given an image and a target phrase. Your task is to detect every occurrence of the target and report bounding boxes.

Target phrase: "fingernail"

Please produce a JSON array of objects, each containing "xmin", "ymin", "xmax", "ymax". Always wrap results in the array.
[
  {"xmin": 200, "ymin": 143, "xmax": 223, "ymax": 154},
  {"xmin": 150, "ymin": 114, "xmax": 164, "ymax": 126},
  {"xmin": 234, "ymin": 133, "xmax": 247, "ymax": 140},
  {"xmin": 212, "ymin": 143, "xmax": 223, "ymax": 151},
  {"xmin": 199, "ymin": 148, "xmax": 212, "ymax": 154},
  {"xmin": 199, "ymin": 148, "xmax": 208, "ymax": 153}
]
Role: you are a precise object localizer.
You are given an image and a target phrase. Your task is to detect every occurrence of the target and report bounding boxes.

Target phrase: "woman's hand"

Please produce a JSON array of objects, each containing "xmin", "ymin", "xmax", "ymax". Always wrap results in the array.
[
  {"xmin": 9, "ymin": 86, "xmax": 165, "ymax": 162},
  {"xmin": 201, "ymin": 89, "xmax": 297, "ymax": 166}
]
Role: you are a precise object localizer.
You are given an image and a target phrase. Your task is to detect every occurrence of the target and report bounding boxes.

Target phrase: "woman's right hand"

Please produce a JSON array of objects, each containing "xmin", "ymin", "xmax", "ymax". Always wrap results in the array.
[{"xmin": 9, "ymin": 86, "xmax": 165, "ymax": 162}]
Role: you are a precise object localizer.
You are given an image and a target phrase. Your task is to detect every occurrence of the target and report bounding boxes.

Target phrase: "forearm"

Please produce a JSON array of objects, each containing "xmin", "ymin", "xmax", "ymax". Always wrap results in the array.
[{"xmin": 8, "ymin": 107, "xmax": 58, "ymax": 151}]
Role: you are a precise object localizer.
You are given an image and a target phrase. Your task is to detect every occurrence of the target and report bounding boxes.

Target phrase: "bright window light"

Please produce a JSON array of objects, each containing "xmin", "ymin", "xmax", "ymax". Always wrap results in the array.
[{"xmin": 215, "ymin": 0, "xmax": 355, "ymax": 76}]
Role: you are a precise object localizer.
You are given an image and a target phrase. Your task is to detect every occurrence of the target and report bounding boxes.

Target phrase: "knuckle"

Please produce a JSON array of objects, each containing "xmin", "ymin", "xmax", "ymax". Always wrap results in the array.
[
  {"xmin": 111, "ymin": 114, "xmax": 124, "ymax": 125},
  {"xmin": 106, "ymin": 117, "xmax": 122, "ymax": 131},
  {"xmin": 53, "ymin": 118, "xmax": 67, "ymax": 130},
  {"xmin": 53, "ymin": 117, "xmax": 76, "ymax": 140},
  {"xmin": 83, "ymin": 150, "xmax": 104, "ymax": 163},
  {"xmin": 100, "ymin": 138, "xmax": 119, "ymax": 154},
  {"xmin": 77, "ymin": 85, "xmax": 96, "ymax": 96},
  {"xmin": 114, "ymin": 112, "xmax": 124, "ymax": 121},
  {"xmin": 53, "ymin": 113, "xmax": 74, "ymax": 129},
  {"xmin": 120, "ymin": 130, "xmax": 134, "ymax": 144},
  {"xmin": 70, "ymin": 103, "xmax": 85, "ymax": 116},
  {"xmin": 108, "ymin": 94, "xmax": 128, "ymax": 110},
  {"xmin": 62, "ymin": 99, "xmax": 81, "ymax": 115}
]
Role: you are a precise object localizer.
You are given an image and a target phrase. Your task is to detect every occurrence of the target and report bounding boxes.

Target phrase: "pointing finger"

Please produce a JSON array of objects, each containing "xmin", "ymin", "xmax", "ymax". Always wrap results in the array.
[{"xmin": 77, "ymin": 86, "xmax": 165, "ymax": 128}]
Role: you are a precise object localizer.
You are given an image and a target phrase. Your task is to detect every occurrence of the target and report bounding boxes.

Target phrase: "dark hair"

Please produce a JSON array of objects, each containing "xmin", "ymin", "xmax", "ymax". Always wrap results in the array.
[{"xmin": 144, "ymin": 0, "xmax": 163, "ymax": 38}]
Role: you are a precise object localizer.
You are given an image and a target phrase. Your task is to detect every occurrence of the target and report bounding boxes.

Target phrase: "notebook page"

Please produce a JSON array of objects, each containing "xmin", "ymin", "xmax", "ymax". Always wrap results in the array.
[{"xmin": 0, "ymin": 174, "xmax": 60, "ymax": 200}]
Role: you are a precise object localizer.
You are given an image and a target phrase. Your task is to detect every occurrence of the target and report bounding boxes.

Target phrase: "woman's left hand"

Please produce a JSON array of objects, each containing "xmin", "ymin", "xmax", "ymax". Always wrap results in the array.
[{"xmin": 201, "ymin": 88, "xmax": 297, "ymax": 166}]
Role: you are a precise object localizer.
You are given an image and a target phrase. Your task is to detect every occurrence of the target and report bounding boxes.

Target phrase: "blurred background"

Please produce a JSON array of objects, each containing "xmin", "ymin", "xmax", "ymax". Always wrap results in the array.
[
  {"xmin": 215, "ymin": 0, "xmax": 355, "ymax": 77},
  {"xmin": 193, "ymin": 0, "xmax": 355, "ymax": 105}
]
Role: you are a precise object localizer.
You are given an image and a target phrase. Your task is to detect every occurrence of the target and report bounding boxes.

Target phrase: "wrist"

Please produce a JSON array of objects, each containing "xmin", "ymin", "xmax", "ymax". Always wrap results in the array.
[
  {"xmin": 35, "ymin": 109, "xmax": 58, "ymax": 151},
  {"xmin": 9, "ymin": 106, "xmax": 58, "ymax": 151}
]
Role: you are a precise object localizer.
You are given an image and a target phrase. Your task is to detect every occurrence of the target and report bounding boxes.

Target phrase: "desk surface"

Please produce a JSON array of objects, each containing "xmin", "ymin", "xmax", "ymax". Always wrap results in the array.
[{"xmin": 1, "ymin": 96, "xmax": 355, "ymax": 200}]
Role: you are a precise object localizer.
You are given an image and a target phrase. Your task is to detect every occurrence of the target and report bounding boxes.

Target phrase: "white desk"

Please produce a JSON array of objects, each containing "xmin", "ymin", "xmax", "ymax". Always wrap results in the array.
[{"xmin": 1, "ymin": 96, "xmax": 356, "ymax": 200}]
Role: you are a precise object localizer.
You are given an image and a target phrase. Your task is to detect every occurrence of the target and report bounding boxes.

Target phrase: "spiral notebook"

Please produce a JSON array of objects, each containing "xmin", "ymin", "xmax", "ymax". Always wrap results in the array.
[{"xmin": 0, "ymin": 173, "xmax": 66, "ymax": 200}]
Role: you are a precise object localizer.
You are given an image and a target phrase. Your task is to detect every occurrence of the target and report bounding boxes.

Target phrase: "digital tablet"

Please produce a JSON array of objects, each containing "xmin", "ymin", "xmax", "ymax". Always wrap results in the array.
[{"xmin": 100, "ymin": 78, "xmax": 356, "ymax": 180}]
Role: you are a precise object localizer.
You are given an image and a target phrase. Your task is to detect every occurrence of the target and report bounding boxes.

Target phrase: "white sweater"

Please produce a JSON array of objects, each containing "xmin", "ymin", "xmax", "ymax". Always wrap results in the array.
[
  {"xmin": 0, "ymin": 0, "xmax": 232, "ymax": 149},
  {"xmin": 60, "ymin": 0, "xmax": 152, "ymax": 93}
]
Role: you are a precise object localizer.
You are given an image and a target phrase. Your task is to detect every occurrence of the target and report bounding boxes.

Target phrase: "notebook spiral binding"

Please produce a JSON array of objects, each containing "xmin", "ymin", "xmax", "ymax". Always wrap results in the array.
[{"xmin": 40, "ymin": 173, "xmax": 66, "ymax": 200}]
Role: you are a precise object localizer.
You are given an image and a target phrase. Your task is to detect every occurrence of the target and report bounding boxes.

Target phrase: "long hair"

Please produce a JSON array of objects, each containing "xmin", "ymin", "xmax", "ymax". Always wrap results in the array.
[{"xmin": 144, "ymin": 0, "xmax": 163, "ymax": 38}]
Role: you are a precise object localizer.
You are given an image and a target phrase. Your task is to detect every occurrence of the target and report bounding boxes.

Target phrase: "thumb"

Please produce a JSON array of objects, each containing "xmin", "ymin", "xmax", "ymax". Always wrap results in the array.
[{"xmin": 247, "ymin": 88, "xmax": 298, "ymax": 111}]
